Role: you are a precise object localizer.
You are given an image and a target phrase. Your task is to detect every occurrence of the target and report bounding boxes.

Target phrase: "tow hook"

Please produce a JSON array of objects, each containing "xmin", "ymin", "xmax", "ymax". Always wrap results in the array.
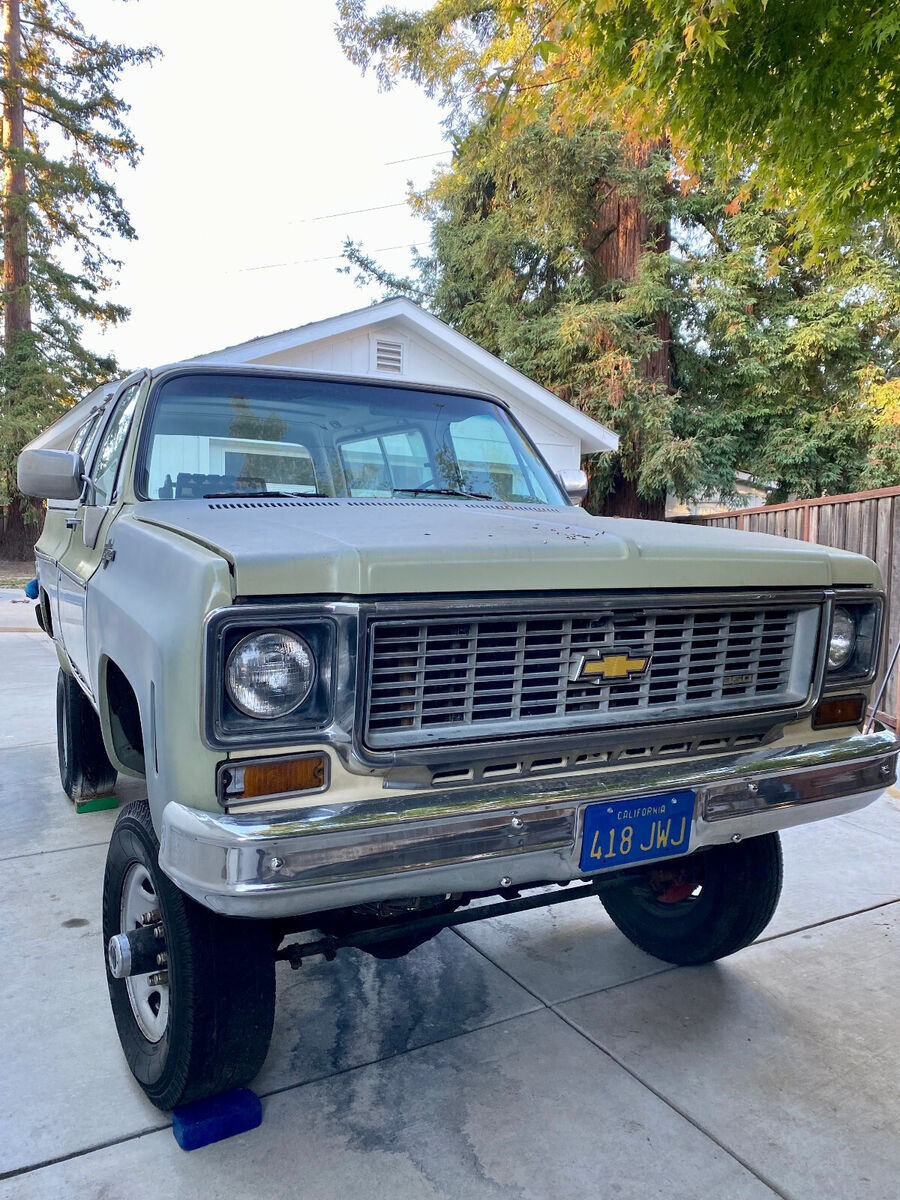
[{"xmin": 107, "ymin": 916, "xmax": 166, "ymax": 980}]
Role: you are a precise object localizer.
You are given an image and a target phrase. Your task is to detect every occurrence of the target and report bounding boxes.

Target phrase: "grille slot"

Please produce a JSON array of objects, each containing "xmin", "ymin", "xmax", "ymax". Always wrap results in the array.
[{"xmin": 365, "ymin": 603, "xmax": 816, "ymax": 749}]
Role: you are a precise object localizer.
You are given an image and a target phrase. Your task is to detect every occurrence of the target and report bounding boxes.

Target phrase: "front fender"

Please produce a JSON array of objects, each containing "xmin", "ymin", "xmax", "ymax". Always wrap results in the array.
[{"xmin": 85, "ymin": 510, "xmax": 234, "ymax": 834}]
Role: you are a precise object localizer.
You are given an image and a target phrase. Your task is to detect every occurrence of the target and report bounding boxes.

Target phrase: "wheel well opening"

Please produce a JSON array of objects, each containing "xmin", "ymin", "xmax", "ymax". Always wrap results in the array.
[{"xmin": 105, "ymin": 660, "xmax": 145, "ymax": 776}]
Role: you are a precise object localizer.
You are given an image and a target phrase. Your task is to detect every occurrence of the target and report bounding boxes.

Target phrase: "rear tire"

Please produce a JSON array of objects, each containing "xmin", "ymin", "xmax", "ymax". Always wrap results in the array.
[
  {"xmin": 102, "ymin": 800, "xmax": 276, "ymax": 1110},
  {"xmin": 56, "ymin": 668, "xmax": 117, "ymax": 803},
  {"xmin": 600, "ymin": 833, "xmax": 783, "ymax": 965}
]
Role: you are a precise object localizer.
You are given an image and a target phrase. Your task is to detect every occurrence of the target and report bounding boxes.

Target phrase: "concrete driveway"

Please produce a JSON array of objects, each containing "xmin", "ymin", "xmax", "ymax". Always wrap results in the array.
[{"xmin": 1, "ymin": 591, "xmax": 898, "ymax": 1199}]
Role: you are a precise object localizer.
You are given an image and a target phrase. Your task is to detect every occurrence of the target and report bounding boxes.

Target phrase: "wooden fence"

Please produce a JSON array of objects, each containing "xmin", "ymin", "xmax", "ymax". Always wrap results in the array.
[{"xmin": 691, "ymin": 485, "xmax": 900, "ymax": 729}]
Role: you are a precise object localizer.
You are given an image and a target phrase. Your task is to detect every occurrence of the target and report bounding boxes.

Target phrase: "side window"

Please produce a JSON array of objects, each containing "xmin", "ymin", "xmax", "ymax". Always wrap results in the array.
[
  {"xmin": 89, "ymin": 386, "xmax": 139, "ymax": 507},
  {"xmin": 69, "ymin": 410, "xmax": 104, "ymax": 459},
  {"xmin": 448, "ymin": 413, "xmax": 545, "ymax": 501}
]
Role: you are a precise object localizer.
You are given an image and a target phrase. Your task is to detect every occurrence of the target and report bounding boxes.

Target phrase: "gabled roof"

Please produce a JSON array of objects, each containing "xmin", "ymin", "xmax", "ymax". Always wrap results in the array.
[{"xmin": 194, "ymin": 297, "xmax": 618, "ymax": 454}]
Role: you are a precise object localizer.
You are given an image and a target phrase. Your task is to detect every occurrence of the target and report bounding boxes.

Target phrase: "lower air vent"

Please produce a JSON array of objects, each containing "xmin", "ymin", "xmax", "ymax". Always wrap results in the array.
[{"xmin": 428, "ymin": 731, "xmax": 771, "ymax": 787}]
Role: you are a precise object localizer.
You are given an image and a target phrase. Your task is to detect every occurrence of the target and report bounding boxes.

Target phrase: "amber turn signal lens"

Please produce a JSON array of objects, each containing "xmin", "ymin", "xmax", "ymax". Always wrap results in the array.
[
  {"xmin": 238, "ymin": 754, "xmax": 328, "ymax": 800},
  {"xmin": 812, "ymin": 696, "xmax": 866, "ymax": 729}
]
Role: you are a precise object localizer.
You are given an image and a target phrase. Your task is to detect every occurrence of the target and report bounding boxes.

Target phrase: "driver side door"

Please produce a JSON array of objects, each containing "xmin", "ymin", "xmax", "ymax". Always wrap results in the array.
[{"xmin": 57, "ymin": 380, "xmax": 141, "ymax": 691}]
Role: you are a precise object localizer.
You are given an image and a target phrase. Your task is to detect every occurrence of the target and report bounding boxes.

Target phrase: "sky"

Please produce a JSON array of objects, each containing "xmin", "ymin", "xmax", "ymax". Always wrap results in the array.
[{"xmin": 73, "ymin": 0, "xmax": 450, "ymax": 369}]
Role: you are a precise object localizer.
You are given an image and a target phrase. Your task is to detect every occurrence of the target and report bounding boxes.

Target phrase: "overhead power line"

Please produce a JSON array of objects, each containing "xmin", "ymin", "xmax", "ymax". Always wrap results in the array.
[
  {"xmin": 305, "ymin": 201, "xmax": 408, "ymax": 223},
  {"xmin": 383, "ymin": 150, "xmax": 450, "ymax": 165},
  {"xmin": 240, "ymin": 243, "xmax": 421, "ymax": 274}
]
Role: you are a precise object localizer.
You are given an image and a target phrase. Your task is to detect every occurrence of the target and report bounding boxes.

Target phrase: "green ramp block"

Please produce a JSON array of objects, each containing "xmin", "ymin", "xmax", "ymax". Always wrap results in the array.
[{"xmin": 74, "ymin": 795, "xmax": 118, "ymax": 814}]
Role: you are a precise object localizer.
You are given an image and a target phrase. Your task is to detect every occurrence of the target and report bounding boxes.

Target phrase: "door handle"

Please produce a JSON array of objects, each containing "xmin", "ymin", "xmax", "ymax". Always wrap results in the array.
[{"xmin": 65, "ymin": 515, "xmax": 83, "ymax": 530}]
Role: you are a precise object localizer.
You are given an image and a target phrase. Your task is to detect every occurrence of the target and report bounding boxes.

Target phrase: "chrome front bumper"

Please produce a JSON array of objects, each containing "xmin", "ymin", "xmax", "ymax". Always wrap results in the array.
[{"xmin": 158, "ymin": 726, "xmax": 898, "ymax": 918}]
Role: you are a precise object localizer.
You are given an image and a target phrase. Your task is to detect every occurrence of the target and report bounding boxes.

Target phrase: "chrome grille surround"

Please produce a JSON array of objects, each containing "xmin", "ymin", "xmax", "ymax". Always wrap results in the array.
[{"xmin": 364, "ymin": 597, "xmax": 822, "ymax": 750}]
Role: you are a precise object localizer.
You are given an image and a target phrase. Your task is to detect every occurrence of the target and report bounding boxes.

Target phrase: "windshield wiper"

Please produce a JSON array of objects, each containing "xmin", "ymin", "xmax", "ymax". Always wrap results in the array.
[
  {"xmin": 203, "ymin": 490, "xmax": 328, "ymax": 499},
  {"xmin": 392, "ymin": 487, "xmax": 492, "ymax": 500}
]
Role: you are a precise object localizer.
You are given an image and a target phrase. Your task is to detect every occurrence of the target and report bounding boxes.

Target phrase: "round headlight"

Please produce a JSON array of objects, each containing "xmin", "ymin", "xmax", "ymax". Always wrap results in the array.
[
  {"xmin": 827, "ymin": 607, "xmax": 856, "ymax": 671},
  {"xmin": 225, "ymin": 630, "xmax": 315, "ymax": 718}
]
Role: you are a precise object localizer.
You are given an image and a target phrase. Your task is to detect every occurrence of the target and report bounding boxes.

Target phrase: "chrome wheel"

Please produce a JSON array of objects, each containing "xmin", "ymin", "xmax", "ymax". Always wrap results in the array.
[{"xmin": 120, "ymin": 863, "xmax": 168, "ymax": 1042}]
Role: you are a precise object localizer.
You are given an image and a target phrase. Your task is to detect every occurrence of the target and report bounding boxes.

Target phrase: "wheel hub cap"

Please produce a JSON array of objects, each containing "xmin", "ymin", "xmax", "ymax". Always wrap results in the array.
[{"xmin": 120, "ymin": 864, "xmax": 169, "ymax": 1043}]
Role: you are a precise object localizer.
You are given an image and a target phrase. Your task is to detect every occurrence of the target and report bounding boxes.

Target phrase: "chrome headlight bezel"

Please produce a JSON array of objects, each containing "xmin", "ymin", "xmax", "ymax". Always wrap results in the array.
[
  {"xmin": 823, "ymin": 595, "xmax": 883, "ymax": 688},
  {"xmin": 204, "ymin": 608, "xmax": 340, "ymax": 747}
]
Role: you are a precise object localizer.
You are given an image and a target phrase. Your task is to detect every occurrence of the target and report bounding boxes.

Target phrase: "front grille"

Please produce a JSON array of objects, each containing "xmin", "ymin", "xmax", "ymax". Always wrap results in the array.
[{"xmin": 364, "ymin": 602, "xmax": 818, "ymax": 749}]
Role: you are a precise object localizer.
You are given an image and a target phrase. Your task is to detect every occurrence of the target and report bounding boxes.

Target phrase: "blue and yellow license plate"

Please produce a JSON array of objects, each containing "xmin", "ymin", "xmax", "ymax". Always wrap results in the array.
[{"xmin": 579, "ymin": 790, "xmax": 695, "ymax": 873}]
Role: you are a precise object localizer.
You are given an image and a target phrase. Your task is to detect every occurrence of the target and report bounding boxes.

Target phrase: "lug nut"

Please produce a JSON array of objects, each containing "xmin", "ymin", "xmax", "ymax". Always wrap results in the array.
[
  {"xmin": 148, "ymin": 971, "xmax": 169, "ymax": 987},
  {"xmin": 140, "ymin": 909, "xmax": 161, "ymax": 926},
  {"xmin": 156, "ymin": 952, "xmax": 168, "ymax": 967}
]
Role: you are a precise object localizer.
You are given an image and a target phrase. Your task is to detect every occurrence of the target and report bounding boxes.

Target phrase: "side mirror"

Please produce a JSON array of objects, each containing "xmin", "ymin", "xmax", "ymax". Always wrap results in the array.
[
  {"xmin": 557, "ymin": 468, "xmax": 588, "ymax": 506},
  {"xmin": 17, "ymin": 448, "xmax": 85, "ymax": 501}
]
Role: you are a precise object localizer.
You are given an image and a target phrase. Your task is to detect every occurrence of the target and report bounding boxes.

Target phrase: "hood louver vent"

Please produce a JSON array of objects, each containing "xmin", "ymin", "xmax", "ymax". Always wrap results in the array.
[
  {"xmin": 374, "ymin": 339, "xmax": 404, "ymax": 373},
  {"xmin": 205, "ymin": 498, "xmax": 557, "ymax": 513}
]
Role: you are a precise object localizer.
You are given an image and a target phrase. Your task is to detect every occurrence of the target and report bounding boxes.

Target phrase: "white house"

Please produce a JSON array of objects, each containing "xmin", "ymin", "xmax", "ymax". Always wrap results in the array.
[{"xmin": 194, "ymin": 297, "xmax": 618, "ymax": 475}]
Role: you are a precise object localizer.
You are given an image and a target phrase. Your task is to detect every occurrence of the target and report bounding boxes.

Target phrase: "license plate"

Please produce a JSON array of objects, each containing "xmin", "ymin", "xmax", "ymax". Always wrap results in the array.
[{"xmin": 579, "ymin": 790, "xmax": 695, "ymax": 872}]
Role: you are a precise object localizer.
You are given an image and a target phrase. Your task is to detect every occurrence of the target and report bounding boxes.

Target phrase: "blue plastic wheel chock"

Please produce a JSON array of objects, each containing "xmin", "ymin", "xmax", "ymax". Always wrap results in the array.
[{"xmin": 172, "ymin": 1087, "xmax": 262, "ymax": 1151}]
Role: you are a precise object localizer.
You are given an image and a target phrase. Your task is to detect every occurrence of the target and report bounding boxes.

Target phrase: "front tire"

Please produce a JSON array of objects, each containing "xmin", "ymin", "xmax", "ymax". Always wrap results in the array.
[
  {"xmin": 56, "ymin": 668, "xmax": 117, "ymax": 803},
  {"xmin": 102, "ymin": 801, "xmax": 276, "ymax": 1110},
  {"xmin": 600, "ymin": 833, "xmax": 783, "ymax": 965}
]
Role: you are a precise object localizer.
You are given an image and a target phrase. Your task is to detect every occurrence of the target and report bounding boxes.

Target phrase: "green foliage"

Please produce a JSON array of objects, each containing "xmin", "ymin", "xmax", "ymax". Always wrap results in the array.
[
  {"xmin": 338, "ymin": 1, "xmax": 900, "ymax": 246},
  {"xmin": 843, "ymin": 379, "xmax": 900, "ymax": 491},
  {"xmin": 0, "ymin": 0, "xmax": 157, "ymax": 513},
  {"xmin": 674, "ymin": 198, "xmax": 900, "ymax": 499},
  {"xmin": 558, "ymin": 0, "xmax": 900, "ymax": 245}
]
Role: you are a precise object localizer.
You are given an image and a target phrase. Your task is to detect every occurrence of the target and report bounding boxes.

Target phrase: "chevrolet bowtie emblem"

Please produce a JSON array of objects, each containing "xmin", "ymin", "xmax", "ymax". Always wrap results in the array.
[{"xmin": 570, "ymin": 650, "xmax": 651, "ymax": 684}]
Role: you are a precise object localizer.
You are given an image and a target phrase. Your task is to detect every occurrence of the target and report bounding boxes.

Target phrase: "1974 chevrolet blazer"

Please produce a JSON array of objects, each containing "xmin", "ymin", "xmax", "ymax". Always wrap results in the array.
[{"xmin": 18, "ymin": 364, "xmax": 899, "ymax": 1110}]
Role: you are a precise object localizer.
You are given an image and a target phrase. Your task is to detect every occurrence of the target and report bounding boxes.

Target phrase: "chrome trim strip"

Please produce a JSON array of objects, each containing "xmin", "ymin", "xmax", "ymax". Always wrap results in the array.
[{"xmin": 159, "ymin": 726, "xmax": 898, "ymax": 918}]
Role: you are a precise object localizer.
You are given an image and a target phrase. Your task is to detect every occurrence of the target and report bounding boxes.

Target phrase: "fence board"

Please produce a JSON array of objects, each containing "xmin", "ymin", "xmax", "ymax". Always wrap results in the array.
[{"xmin": 690, "ymin": 487, "xmax": 900, "ymax": 728}]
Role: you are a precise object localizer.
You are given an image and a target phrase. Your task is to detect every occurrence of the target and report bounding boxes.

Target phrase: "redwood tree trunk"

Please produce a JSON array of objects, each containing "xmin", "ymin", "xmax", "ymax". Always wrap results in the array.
[
  {"xmin": 589, "ymin": 137, "xmax": 671, "ymax": 521},
  {"xmin": 2, "ymin": 0, "xmax": 31, "ymax": 346},
  {"xmin": 1, "ymin": 0, "xmax": 38, "ymax": 560}
]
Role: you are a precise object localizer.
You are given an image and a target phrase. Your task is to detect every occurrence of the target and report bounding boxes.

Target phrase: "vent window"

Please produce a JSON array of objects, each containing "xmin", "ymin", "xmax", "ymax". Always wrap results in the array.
[{"xmin": 372, "ymin": 338, "xmax": 405, "ymax": 374}]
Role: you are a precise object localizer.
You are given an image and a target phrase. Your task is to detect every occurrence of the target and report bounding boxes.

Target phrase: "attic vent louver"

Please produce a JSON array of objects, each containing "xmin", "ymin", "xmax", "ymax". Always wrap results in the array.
[{"xmin": 374, "ymin": 339, "xmax": 404, "ymax": 373}]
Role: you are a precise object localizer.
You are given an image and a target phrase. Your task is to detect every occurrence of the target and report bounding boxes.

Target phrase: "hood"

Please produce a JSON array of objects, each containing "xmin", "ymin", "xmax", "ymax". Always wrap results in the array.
[{"xmin": 131, "ymin": 497, "xmax": 880, "ymax": 596}]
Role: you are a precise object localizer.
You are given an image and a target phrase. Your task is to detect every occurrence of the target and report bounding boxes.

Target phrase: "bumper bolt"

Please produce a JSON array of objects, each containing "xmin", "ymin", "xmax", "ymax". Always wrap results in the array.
[
  {"xmin": 269, "ymin": 856, "xmax": 285, "ymax": 871},
  {"xmin": 731, "ymin": 833, "xmax": 742, "ymax": 843},
  {"xmin": 511, "ymin": 816, "xmax": 523, "ymax": 830},
  {"xmin": 747, "ymin": 783, "xmax": 759, "ymax": 794},
  {"xmin": 879, "ymin": 761, "xmax": 891, "ymax": 778},
  {"xmin": 500, "ymin": 876, "xmax": 512, "ymax": 887}
]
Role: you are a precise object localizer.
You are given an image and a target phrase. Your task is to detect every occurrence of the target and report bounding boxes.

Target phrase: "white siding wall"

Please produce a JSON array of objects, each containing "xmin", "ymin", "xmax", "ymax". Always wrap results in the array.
[{"xmin": 251, "ymin": 324, "xmax": 581, "ymax": 473}]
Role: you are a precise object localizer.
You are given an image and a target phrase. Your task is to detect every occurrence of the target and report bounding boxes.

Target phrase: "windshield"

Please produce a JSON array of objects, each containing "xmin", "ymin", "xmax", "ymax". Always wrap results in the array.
[{"xmin": 138, "ymin": 373, "xmax": 567, "ymax": 505}]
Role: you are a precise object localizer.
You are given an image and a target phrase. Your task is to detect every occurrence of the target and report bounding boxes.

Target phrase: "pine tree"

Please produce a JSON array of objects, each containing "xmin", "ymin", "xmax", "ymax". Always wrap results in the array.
[{"xmin": 0, "ymin": 0, "xmax": 156, "ymax": 557}]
